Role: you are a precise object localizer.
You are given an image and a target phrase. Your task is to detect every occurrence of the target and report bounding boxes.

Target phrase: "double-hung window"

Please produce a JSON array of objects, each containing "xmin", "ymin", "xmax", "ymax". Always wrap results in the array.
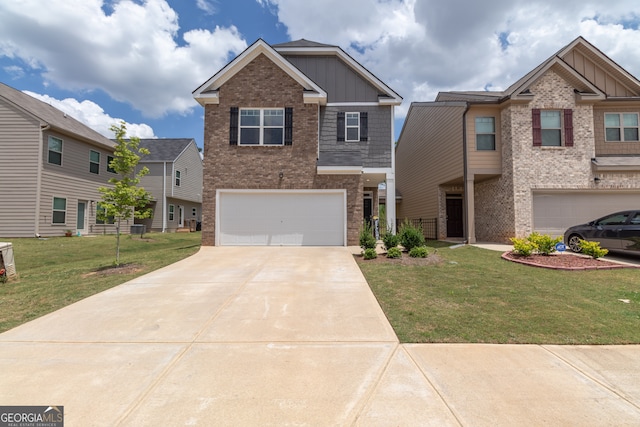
[
  {"xmin": 175, "ymin": 170, "xmax": 181, "ymax": 186},
  {"xmin": 96, "ymin": 204, "xmax": 115, "ymax": 224},
  {"xmin": 532, "ymin": 109, "xmax": 573, "ymax": 147},
  {"xmin": 337, "ymin": 111, "xmax": 368, "ymax": 142},
  {"xmin": 475, "ymin": 117, "xmax": 496, "ymax": 150},
  {"xmin": 239, "ymin": 108, "xmax": 284, "ymax": 145},
  {"xmin": 52, "ymin": 197, "xmax": 66, "ymax": 224},
  {"xmin": 169, "ymin": 204, "xmax": 175, "ymax": 221},
  {"xmin": 90, "ymin": 150, "xmax": 100, "ymax": 174},
  {"xmin": 605, "ymin": 113, "xmax": 639, "ymax": 142},
  {"xmin": 107, "ymin": 155, "xmax": 116, "ymax": 173},
  {"xmin": 346, "ymin": 113, "xmax": 360, "ymax": 142},
  {"xmin": 48, "ymin": 136, "xmax": 63, "ymax": 165},
  {"xmin": 541, "ymin": 111, "xmax": 562, "ymax": 146}
]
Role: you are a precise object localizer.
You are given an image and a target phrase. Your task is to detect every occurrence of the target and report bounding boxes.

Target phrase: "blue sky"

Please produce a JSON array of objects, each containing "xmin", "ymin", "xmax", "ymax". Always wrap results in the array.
[{"xmin": 1, "ymin": 0, "xmax": 640, "ymax": 148}]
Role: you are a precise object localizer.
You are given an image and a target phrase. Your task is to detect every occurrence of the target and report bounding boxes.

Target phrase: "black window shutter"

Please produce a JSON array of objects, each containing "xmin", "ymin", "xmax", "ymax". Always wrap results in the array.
[
  {"xmin": 360, "ymin": 112, "xmax": 368, "ymax": 142},
  {"xmin": 564, "ymin": 109, "xmax": 574, "ymax": 147},
  {"xmin": 284, "ymin": 107, "xmax": 293, "ymax": 146},
  {"xmin": 337, "ymin": 112, "xmax": 345, "ymax": 142},
  {"xmin": 229, "ymin": 107, "xmax": 239, "ymax": 145},
  {"xmin": 532, "ymin": 109, "xmax": 541, "ymax": 146}
]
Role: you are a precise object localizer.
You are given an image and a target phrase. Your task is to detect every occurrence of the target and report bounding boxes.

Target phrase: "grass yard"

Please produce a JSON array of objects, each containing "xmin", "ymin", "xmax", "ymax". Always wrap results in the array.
[
  {"xmin": 0, "ymin": 232, "xmax": 201, "ymax": 333},
  {"xmin": 359, "ymin": 243, "xmax": 640, "ymax": 344}
]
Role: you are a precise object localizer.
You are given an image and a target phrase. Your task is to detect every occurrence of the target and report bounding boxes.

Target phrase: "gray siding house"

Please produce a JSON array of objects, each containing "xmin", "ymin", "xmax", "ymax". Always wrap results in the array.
[
  {"xmin": 193, "ymin": 39, "xmax": 402, "ymax": 246},
  {"xmin": 0, "ymin": 82, "xmax": 119, "ymax": 238},
  {"xmin": 135, "ymin": 139, "xmax": 203, "ymax": 232}
]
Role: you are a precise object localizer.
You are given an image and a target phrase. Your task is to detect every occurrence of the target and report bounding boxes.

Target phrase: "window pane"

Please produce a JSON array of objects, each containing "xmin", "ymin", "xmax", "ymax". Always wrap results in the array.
[
  {"xmin": 605, "ymin": 114, "xmax": 620, "ymax": 127},
  {"xmin": 263, "ymin": 109, "xmax": 283, "ymax": 126},
  {"xmin": 240, "ymin": 128, "xmax": 260, "ymax": 144},
  {"xmin": 90, "ymin": 163, "xmax": 99, "ymax": 174},
  {"xmin": 606, "ymin": 128, "xmax": 621, "ymax": 141},
  {"xmin": 90, "ymin": 150, "xmax": 100, "ymax": 162},
  {"xmin": 52, "ymin": 211, "xmax": 66, "ymax": 224},
  {"xmin": 53, "ymin": 197, "xmax": 66, "ymax": 210},
  {"xmin": 623, "ymin": 114, "xmax": 638, "ymax": 127},
  {"xmin": 346, "ymin": 127, "xmax": 359, "ymax": 141},
  {"xmin": 263, "ymin": 128, "xmax": 283, "ymax": 145},
  {"xmin": 541, "ymin": 111, "xmax": 561, "ymax": 128},
  {"xmin": 475, "ymin": 117, "xmax": 495, "ymax": 133},
  {"xmin": 624, "ymin": 128, "xmax": 639, "ymax": 141},
  {"xmin": 48, "ymin": 137, "xmax": 62, "ymax": 152},
  {"xmin": 541, "ymin": 129, "xmax": 561, "ymax": 146},
  {"xmin": 476, "ymin": 134, "xmax": 495, "ymax": 150},
  {"xmin": 107, "ymin": 156, "xmax": 116, "ymax": 173},
  {"xmin": 346, "ymin": 113, "xmax": 359, "ymax": 126},
  {"xmin": 48, "ymin": 151, "xmax": 62, "ymax": 165},
  {"xmin": 240, "ymin": 110, "xmax": 260, "ymax": 126}
]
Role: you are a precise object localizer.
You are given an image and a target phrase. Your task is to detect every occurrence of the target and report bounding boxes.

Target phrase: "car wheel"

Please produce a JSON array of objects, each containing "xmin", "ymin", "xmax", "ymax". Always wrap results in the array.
[{"xmin": 567, "ymin": 234, "xmax": 583, "ymax": 253}]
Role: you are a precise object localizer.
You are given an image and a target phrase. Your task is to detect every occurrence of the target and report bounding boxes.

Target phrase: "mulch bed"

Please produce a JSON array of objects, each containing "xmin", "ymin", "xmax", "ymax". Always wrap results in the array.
[
  {"xmin": 354, "ymin": 252, "xmax": 445, "ymax": 266},
  {"xmin": 502, "ymin": 252, "xmax": 638, "ymax": 270}
]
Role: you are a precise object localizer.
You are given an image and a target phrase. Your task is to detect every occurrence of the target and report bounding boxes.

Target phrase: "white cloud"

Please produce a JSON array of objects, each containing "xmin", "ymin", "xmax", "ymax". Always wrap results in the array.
[
  {"xmin": 196, "ymin": 0, "xmax": 216, "ymax": 15},
  {"xmin": 24, "ymin": 91, "xmax": 156, "ymax": 139},
  {"xmin": 0, "ymin": 0, "xmax": 247, "ymax": 117}
]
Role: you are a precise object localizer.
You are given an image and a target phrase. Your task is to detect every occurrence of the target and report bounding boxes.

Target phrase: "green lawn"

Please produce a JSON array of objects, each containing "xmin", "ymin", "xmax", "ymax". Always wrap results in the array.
[
  {"xmin": 0, "ymin": 232, "xmax": 201, "ymax": 333},
  {"xmin": 359, "ymin": 244, "xmax": 640, "ymax": 344}
]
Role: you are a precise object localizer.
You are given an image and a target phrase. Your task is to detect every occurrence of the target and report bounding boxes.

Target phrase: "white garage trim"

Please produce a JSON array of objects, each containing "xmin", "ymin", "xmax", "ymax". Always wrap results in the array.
[
  {"xmin": 216, "ymin": 189, "xmax": 347, "ymax": 246},
  {"xmin": 532, "ymin": 190, "xmax": 640, "ymax": 237}
]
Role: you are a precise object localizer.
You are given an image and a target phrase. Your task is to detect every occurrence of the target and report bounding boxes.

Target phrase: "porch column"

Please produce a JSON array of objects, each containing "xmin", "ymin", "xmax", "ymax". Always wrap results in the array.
[
  {"xmin": 465, "ymin": 174, "xmax": 476, "ymax": 244},
  {"xmin": 386, "ymin": 175, "xmax": 396, "ymax": 234}
]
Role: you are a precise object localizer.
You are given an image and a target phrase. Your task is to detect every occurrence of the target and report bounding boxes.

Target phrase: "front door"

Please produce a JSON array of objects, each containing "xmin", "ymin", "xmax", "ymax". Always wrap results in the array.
[
  {"xmin": 363, "ymin": 195, "xmax": 373, "ymax": 229},
  {"xmin": 446, "ymin": 196, "xmax": 463, "ymax": 238},
  {"xmin": 77, "ymin": 201, "xmax": 87, "ymax": 235}
]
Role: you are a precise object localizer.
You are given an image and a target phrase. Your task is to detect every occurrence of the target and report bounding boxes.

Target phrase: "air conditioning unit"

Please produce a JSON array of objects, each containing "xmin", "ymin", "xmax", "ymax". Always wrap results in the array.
[{"xmin": 0, "ymin": 242, "xmax": 16, "ymax": 277}]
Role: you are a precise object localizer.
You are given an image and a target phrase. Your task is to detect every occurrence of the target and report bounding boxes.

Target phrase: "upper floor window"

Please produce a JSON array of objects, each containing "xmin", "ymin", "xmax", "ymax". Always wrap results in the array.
[
  {"xmin": 48, "ymin": 136, "xmax": 63, "ymax": 165},
  {"xmin": 239, "ymin": 108, "xmax": 284, "ymax": 145},
  {"xmin": 532, "ymin": 109, "xmax": 574, "ymax": 147},
  {"xmin": 107, "ymin": 155, "xmax": 116, "ymax": 173},
  {"xmin": 605, "ymin": 113, "xmax": 639, "ymax": 142},
  {"xmin": 346, "ymin": 113, "xmax": 360, "ymax": 141},
  {"xmin": 475, "ymin": 117, "xmax": 496, "ymax": 150},
  {"xmin": 52, "ymin": 197, "xmax": 66, "ymax": 224},
  {"xmin": 337, "ymin": 111, "xmax": 368, "ymax": 142},
  {"xmin": 175, "ymin": 170, "xmax": 181, "ymax": 186},
  {"xmin": 89, "ymin": 150, "xmax": 100, "ymax": 174}
]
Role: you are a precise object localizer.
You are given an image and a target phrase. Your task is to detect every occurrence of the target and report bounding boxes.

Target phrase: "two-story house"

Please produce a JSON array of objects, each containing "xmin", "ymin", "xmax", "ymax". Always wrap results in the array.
[
  {"xmin": 135, "ymin": 138, "xmax": 203, "ymax": 233},
  {"xmin": 0, "ymin": 82, "xmax": 119, "ymax": 238},
  {"xmin": 193, "ymin": 39, "xmax": 402, "ymax": 246},
  {"xmin": 396, "ymin": 37, "xmax": 640, "ymax": 243}
]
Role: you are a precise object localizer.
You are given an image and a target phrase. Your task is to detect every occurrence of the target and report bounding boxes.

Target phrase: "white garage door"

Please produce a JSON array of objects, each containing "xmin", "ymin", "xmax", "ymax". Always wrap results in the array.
[
  {"xmin": 217, "ymin": 190, "xmax": 346, "ymax": 246},
  {"xmin": 533, "ymin": 191, "xmax": 640, "ymax": 236}
]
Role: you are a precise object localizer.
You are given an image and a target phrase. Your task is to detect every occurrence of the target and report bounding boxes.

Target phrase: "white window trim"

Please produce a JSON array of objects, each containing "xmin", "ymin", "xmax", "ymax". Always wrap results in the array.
[
  {"xmin": 345, "ymin": 112, "xmax": 360, "ymax": 142},
  {"xmin": 541, "ymin": 110, "xmax": 562, "ymax": 147},
  {"xmin": 475, "ymin": 117, "xmax": 496, "ymax": 151},
  {"xmin": 48, "ymin": 136, "xmax": 63, "ymax": 166},
  {"xmin": 239, "ymin": 108, "xmax": 285, "ymax": 146},
  {"xmin": 605, "ymin": 112, "xmax": 640, "ymax": 142},
  {"xmin": 52, "ymin": 196, "xmax": 67, "ymax": 225},
  {"xmin": 168, "ymin": 204, "xmax": 175, "ymax": 221},
  {"xmin": 175, "ymin": 170, "xmax": 181, "ymax": 186}
]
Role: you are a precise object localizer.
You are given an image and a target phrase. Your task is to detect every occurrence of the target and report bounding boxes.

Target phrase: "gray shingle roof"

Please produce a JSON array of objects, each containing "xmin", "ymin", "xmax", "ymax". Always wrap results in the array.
[
  {"xmin": 0, "ymin": 82, "xmax": 115, "ymax": 149},
  {"xmin": 137, "ymin": 138, "xmax": 196, "ymax": 162},
  {"xmin": 317, "ymin": 150, "xmax": 362, "ymax": 167},
  {"xmin": 272, "ymin": 39, "xmax": 338, "ymax": 49}
]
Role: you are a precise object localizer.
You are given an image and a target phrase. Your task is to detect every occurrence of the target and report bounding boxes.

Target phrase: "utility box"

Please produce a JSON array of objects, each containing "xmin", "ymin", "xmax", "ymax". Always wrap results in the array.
[
  {"xmin": 130, "ymin": 224, "xmax": 146, "ymax": 236},
  {"xmin": 0, "ymin": 242, "xmax": 17, "ymax": 278}
]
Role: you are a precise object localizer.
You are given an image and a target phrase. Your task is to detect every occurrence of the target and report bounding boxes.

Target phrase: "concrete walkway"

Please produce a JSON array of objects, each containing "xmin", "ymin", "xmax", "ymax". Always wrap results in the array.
[{"xmin": 1, "ymin": 247, "xmax": 640, "ymax": 425}]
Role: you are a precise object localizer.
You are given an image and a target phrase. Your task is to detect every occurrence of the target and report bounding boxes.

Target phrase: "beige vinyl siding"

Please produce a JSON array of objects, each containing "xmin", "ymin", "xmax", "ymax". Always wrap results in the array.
[
  {"xmin": 466, "ymin": 106, "xmax": 502, "ymax": 174},
  {"xmin": 593, "ymin": 104, "xmax": 640, "ymax": 156},
  {"xmin": 395, "ymin": 103, "xmax": 466, "ymax": 220},
  {"xmin": 138, "ymin": 162, "xmax": 167, "ymax": 231},
  {"xmin": 172, "ymin": 142, "xmax": 203, "ymax": 203},
  {"xmin": 0, "ymin": 98, "xmax": 40, "ymax": 238}
]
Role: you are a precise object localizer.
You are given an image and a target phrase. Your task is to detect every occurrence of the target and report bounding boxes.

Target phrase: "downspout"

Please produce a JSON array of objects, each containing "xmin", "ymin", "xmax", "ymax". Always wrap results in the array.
[
  {"xmin": 35, "ymin": 124, "xmax": 49, "ymax": 236},
  {"xmin": 461, "ymin": 103, "xmax": 470, "ymax": 244},
  {"xmin": 162, "ymin": 161, "xmax": 167, "ymax": 233}
]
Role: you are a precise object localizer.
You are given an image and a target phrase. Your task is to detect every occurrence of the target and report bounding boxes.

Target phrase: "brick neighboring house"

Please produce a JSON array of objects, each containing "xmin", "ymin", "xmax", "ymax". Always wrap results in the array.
[
  {"xmin": 193, "ymin": 39, "xmax": 402, "ymax": 246},
  {"xmin": 395, "ymin": 37, "xmax": 640, "ymax": 243},
  {"xmin": 134, "ymin": 138, "xmax": 203, "ymax": 233}
]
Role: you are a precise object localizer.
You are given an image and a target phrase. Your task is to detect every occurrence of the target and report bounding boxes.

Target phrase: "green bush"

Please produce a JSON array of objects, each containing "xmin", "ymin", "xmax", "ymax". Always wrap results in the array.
[
  {"xmin": 381, "ymin": 232, "xmax": 399, "ymax": 251},
  {"xmin": 510, "ymin": 237, "xmax": 536, "ymax": 256},
  {"xmin": 409, "ymin": 246, "xmax": 428, "ymax": 258},
  {"xmin": 579, "ymin": 240, "xmax": 609, "ymax": 259},
  {"xmin": 399, "ymin": 220, "xmax": 425, "ymax": 251},
  {"xmin": 386, "ymin": 247, "xmax": 402, "ymax": 258},
  {"xmin": 359, "ymin": 221, "xmax": 377, "ymax": 250},
  {"xmin": 363, "ymin": 248, "xmax": 378, "ymax": 260},
  {"xmin": 527, "ymin": 232, "xmax": 562, "ymax": 255}
]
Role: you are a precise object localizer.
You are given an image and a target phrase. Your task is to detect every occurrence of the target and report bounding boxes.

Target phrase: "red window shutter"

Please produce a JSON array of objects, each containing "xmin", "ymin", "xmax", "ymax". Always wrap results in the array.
[
  {"xmin": 532, "ymin": 109, "xmax": 541, "ymax": 146},
  {"xmin": 564, "ymin": 109, "xmax": 574, "ymax": 147}
]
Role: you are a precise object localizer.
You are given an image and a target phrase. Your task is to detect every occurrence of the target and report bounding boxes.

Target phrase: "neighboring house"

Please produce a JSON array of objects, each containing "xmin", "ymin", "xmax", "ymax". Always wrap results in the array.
[
  {"xmin": 134, "ymin": 138, "xmax": 203, "ymax": 232},
  {"xmin": 192, "ymin": 39, "xmax": 402, "ymax": 246},
  {"xmin": 395, "ymin": 37, "xmax": 640, "ymax": 243},
  {"xmin": 0, "ymin": 82, "xmax": 119, "ymax": 238}
]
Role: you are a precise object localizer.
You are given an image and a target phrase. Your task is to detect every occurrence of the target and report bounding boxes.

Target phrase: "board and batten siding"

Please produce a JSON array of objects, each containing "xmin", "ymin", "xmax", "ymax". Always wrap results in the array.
[
  {"xmin": 0, "ymin": 98, "xmax": 41, "ymax": 238},
  {"xmin": 395, "ymin": 102, "xmax": 467, "ymax": 221}
]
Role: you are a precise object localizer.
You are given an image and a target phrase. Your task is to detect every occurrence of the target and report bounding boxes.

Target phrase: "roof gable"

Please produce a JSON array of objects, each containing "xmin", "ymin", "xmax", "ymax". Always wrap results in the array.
[
  {"xmin": 137, "ymin": 138, "xmax": 199, "ymax": 162},
  {"xmin": 192, "ymin": 39, "xmax": 327, "ymax": 106}
]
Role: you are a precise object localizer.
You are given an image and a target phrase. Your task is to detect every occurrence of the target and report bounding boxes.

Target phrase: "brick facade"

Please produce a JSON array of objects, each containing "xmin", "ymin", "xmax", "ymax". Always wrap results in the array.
[{"xmin": 201, "ymin": 53, "xmax": 364, "ymax": 246}]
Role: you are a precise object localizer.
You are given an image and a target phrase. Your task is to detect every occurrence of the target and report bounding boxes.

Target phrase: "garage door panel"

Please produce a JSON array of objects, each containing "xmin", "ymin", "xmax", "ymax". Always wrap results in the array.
[
  {"xmin": 218, "ymin": 191, "xmax": 345, "ymax": 246},
  {"xmin": 533, "ymin": 192, "xmax": 640, "ymax": 236}
]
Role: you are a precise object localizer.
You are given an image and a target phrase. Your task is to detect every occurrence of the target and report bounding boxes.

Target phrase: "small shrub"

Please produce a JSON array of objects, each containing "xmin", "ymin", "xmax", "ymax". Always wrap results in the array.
[
  {"xmin": 399, "ymin": 220, "xmax": 425, "ymax": 251},
  {"xmin": 510, "ymin": 237, "xmax": 536, "ymax": 256},
  {"xmin": 363, "ymin": 248, "xmax": 378, "ymax": 260},
  {"xmin": 527, "ymin": 232, "xmax": 562, "ymax": 255},
  {"xmin": 579, "ymin": 240, "xmax": 609, "ymax": 259},
  {"xmin": 409, "ymin": 246, "xmax": 428, "ymax": 258},
  {"xmin": 381, "ymin": 232, "xmax": 399, "ymax": 251},
  {"xmin": 386, "ymin": 247, "xmax": 402, "ymax": 259},
  {"xmin": 359, "ymin": 221, "xmax": 377, "ymax": 250}
]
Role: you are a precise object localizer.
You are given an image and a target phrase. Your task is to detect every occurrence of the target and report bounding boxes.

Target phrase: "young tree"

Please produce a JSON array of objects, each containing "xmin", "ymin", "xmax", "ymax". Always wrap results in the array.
[{"xmin": 98, "ymin": 122, "xmax": 153, "ymax": 265}]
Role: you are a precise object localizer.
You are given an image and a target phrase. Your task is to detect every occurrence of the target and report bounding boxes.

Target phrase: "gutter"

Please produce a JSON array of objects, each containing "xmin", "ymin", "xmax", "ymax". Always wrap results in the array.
[
  {"xmin": 162, "ymin": 161, "xmax": 167, "ymax": 233},
  {"xmin": 461, "ymin": 103, "xmax": 470, "ymax": 244},
  {"xmin": 35, "ymin": 124, "xmax": 49, "ymax": 236}
]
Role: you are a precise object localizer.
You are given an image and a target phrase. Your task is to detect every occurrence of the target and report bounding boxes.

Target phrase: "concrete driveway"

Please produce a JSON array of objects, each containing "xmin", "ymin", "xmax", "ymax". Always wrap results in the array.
[{"xmin": 1, "ymin": 246, "xmax": 640, "ymax": 426}]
